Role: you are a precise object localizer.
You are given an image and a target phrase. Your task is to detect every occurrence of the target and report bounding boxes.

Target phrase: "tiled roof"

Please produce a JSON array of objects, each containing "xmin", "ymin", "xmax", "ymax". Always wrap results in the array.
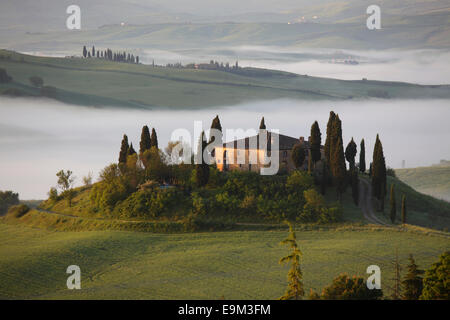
[{"xmin": 222, "ymin": 131, "xmax": 309, "ymax": 151}]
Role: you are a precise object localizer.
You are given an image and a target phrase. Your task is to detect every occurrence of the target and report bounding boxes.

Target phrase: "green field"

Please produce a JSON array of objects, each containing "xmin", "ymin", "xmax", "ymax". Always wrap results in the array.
[
  {"xmin": 396, "ymin": 165, "xmax": 450, "ymax": 202},
  {"xmin": 0, "ymin": 223, "xmax": 448, "ymax": 299},
  {"xmin": 1, "ymin": 50, "xmax": 449, "ymax": 108}
]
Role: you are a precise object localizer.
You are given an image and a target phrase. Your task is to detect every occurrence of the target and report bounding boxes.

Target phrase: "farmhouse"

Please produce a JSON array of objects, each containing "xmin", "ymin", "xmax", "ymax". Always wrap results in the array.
[{"xmin": 214, "ymin": 131, "xmax": 321, "ymax": 174}]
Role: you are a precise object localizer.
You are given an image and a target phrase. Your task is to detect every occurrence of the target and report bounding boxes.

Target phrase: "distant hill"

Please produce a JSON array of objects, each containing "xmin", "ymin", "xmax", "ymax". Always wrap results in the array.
[
  {"xmin": 1, "ymin": 50, "xmax": 449, "ymax": 109},
  {"xmin": 396, "ymin": 164, "xmax": 450, "ymax": 202},
  {"xmin": 1, "ymin": 1, "xmax": 449, "ymax": 52}
]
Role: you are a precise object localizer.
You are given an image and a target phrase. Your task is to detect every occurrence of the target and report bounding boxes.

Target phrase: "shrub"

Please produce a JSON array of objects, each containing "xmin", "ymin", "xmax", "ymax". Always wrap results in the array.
[
  {"xmin": 0, "ymin": 190, "xmax": 19, "ymax": 214},
  {"xmin": 420, "ymin": 251, "xmax": 449, "ymax": 300},
  {"xmin": 320, "ymin": 274, "xmax": 383, "ymax": 300},
  {"xmin": 7, "ymin": 204, "xmax": 30, "ymax": 218}
]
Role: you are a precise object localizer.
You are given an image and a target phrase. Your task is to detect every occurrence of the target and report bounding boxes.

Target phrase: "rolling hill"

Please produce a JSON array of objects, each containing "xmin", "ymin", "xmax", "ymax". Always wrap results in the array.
[
  {"xmin": 1, "ymin": 1, "xmax": 449, "ymax": 51},
  {"xmin": 396, "ymin": 164, "xmax": 450, "ymax": 202},
  {"xmin": 1, "ymin": 50, "xmax": 449, "ymax": 109}
]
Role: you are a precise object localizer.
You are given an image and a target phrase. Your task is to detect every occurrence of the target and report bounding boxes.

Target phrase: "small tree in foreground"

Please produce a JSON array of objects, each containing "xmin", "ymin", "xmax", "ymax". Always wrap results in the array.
[
  {"xmin": 279, "ymin": 222, "xmax": 304, "ymax": 300},
  {"xmin": 420, "ymin": 251, "xmax": 449, "ymax": 300},
  {"xmin": 321, "ymin": 274, "xmax": 383, "ymax": 300},
  {"xmin": 402, "ymin": 254, "xmax": 424, "ymax": 300}
]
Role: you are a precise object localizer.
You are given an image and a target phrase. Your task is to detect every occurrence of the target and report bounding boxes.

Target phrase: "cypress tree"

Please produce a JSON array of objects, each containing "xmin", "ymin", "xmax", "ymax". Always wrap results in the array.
[
  {"xmin": 307, "ymin": 149, "xmax": 313, "ymax": 173},
  {"xmin": 402, "ymin": 254, "xmax": 424, "ymax": 300},
  {"xmin": 279, "ymin": 222, "xmax": 304, "ymax": 300},
  {"xmin": 195, "ymin": 131, "xmax": 209, "ymax": 187},
  {"xmin": 291, "ymin": 144, "xmax": 306, "ymax": 169},
  {"xmin": 139, "ymin": 125, "xmax": 151, "ymax": 154},
  {"xmin": 345, "ymin": 138, "xmax": 357, "ymax": 170},
  {"xmin": 401, "ymin": 195, "xmax": 407, "ymax": 224},
  {"xmin": 127, "ymin": 143, "xmax": 136, "ymax": 156},
  {"xmin": 259, "ymin": 117, "xmax": 266, "ymax": 130},
  {"xmin": 372, "ymin": 134, "xmax": 387, "ymax": 211},
  {"xmin": 209, "ymin": 115, "xmax": 223, "ymax": 157},
  {"xmin": 150, "ymin": 128, "xmax": 158, "ymax": 149},
  {"xmin": 390, "ymin": 184, "xmax": 396, "ymax": 223},
  {"xmin": 360, "ymin": 139, "xmax": 366, "ymax": 173},
  {"xmin": 391, "ymin": 250, "xmax": 402, "ymax": 300},
  {"xmin": 83, "ymin": 46, "xmax": 87, "ymax": 58},
  {"xmin": 118, "ymin": 134, "xmax": 129, "ymax": 164},
  {"xmin": 324, "ymin": 111, "xmax": 336, "ymax": 167},
  {"xmin": 310, "ymin": 121, "xmax": 322, "ymax": 165},
  {"xmin": 332, "ymin": 135, "xmax": 347, "ymax": 200},
  {"xmin": 351, "ymin": 169, "xmax": 359, "ymax": 205},
  {"xmin": 92, "ymin": 46, "xmax": 95, "ymax": 57},
  {"xmin": 321, "ymin": 162, "xmax": 327, "ymax": 195}
]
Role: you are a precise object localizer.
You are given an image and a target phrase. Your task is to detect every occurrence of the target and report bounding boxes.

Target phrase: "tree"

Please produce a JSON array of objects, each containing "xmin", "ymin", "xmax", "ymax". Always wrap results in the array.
[
  {"xmin": 351, "ymin": 169, "xmax": 359, "ymax": 205},
  {"xmin": 118, "ymin": 134, "xmax": 129, "ymax": 164},
  {"xmin": 259, "ymin": 117, "xmax": 266, "ymax": 130},
  {"xmin": 29, "ymin": 76, "xmax": 44, "ymax": 88},
  {"xmin": 0, "ymin": 68, "xmax": 12, "ymax": 83},
  {"xmin": 127, "ymin": 143, "xmax": 136, "ymax": 156},
  {"xmin": 0, "ymin": 190, "xmax": 19, "ymax": 214},
  {"xmin": 372, "ymin": 134, "xmax": 387, "ymax": 211},
  {"xmin": 92, "ymin": 46, "xmax": 95, "ymax": 57},
  {"xmin": 345, "ymin": 138, "xmax": 357, "ymax": 170},
  {"xmin": 150, "ymin": 128, "xmax": 158, "ymax": 149},
  {"xmin": 360, "ymin": 139, "xmax": 366, "ymax": 173},
  {"xmin": 321, "ymin": 274, "xmax": 383, "ymax": 300},
  {"xmin": 390, "ymin": 184, "xmax": 396, "ymax": 223},
  {"xmin": 83, "ymin": 45, "xmax": 87, "ymax": 58},
  {"xmin": 56, "ymin": 170, "xmax": 75, "ymax": 192},
  {"xmin": 291, "ymin": 144, "xmax": 306, "ymax": 169},
  {"xmin": 82, "ymin": 172, "xmax": 93, "ymax": 187},
  {"xmin": 307, "ymin": 149, "xmax": 313, "ymax": 173},
  {"xmin": 279, "ymin": 222, "xmax": 304, "ymax": 300},
  {"xmin": 209, "ymin": 115, "xmax": 223, "ymax": 157},
  {"xmin": 56, "ymin": 170, "xmax": 75, "ymax": 207},
  {"xmin": 139, "ymin": 125, "xmax": 151, "ymax": 155},
  {"xmin": 402, "ymin": 254, "xmax": 424, "ymax": 300},
  {"xmin": 401, "ymin": 194, "xmax": 407, "ymax": 224},
  {"xmin": 195, "ymin": 131, "xmax": 209, "ymax": 187},
  {"xmin": 324, "ymin": 111, "xmax": 336, "ymax": 167},
  {"xmin": 331, "ymin": 136, "xmax": 347, "ymax": 200},
  {"xmin": 391, "ymin": 250, "xmax": 402, "ymax": 300},
  {"xmin": 310, "ymin": 121, "xmax": 321, "ymax": 165},
  {"xmin": 420, "ymin": 251, "xmax": 449, "ymax": 300}
]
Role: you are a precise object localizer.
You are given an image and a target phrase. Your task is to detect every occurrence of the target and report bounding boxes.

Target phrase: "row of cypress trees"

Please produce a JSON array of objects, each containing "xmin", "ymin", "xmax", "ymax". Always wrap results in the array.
[
  {"xmin": 118, "ymin": 125, "xmax": 158, "ymax": 166},
  {"xmin": 82, "ymin": 45, "xmax": 139, "ymax": 64}
]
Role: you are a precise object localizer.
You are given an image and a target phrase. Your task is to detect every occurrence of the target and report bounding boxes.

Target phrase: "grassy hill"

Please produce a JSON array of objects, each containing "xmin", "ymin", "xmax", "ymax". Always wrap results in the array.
[
  {"xmin": 1, "ymin": 50, "xmax": 449, "ymax": 108},
  {"xmin": 1, "ymin": 6, "xmax": 449, "ymax": 51},
  {"xmin": 384, "ymin": 175, "xmax": 450, "ymax": 230},
  {"xmin": 0, "ymin": 222, "xmax": 448, "ymax": 299},
  {"xmin": 396, "ymin": 165, "xmax": 450, "ymax": 202}
]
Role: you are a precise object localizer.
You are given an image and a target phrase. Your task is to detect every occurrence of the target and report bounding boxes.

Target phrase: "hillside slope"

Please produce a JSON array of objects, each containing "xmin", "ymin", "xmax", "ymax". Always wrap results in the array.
[
  {"xmin": 396, "ymin": 165, "xmax": 450, "ymax": 202},
  {"xmin": 0, "ymin": 223, "xmax": 448, "ymax": 299},
  {"xmin": 1, "ymin": 50, "xmax": 449, "ymax": 108}
]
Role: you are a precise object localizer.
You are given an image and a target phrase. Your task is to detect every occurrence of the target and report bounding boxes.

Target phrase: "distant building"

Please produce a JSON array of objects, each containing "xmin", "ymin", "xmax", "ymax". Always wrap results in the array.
[{"xmin": 214, "ymin": 132, "xmax": 323, "ymax": 174}]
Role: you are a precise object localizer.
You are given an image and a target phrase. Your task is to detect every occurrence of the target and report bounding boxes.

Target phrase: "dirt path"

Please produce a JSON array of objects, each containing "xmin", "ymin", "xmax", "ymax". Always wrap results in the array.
[{"xmin": 359, "ymin": 178, "xmax": 390, "ymax": 226}]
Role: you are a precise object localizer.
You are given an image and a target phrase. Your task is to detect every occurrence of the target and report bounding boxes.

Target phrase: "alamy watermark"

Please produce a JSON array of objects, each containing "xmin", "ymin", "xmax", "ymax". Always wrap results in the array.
[
  {"xmin": 367, "ymin": 5, "xmax": 381, "ymax": 30},
  {"xmin": 66, "ymin": 5, "xmax": 81, "ymax": 30},
  {"xmin": 66, "ymin": 265, "xmax": 81, "ymax": 289}
]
